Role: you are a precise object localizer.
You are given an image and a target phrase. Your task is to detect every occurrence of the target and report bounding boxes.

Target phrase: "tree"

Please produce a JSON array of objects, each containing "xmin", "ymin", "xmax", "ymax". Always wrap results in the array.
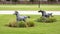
[
  {"xmin": 30, "ymin": 0, "xmax": 34, "ymax": 4},
  {"xmin": 30, "ymin": 0, "xmax": 34, "ymax": 2},
  {"xmin": 48, "ymin": 0, "xmax": 56, "ymax": 2},
  {"xmin": 12, "ymin": 0, "xmax": 18, "ymax": 2}
]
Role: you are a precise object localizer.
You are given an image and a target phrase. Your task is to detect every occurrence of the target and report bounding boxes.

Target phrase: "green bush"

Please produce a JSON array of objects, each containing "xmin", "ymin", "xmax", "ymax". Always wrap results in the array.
[
  {"xmin": 26, "ymin": 20, "xmax": 35, "ymax": 27},
  {"xmin": 8, "ymin": 20, "xmax": 17, "ymax": 27},
  {"xmin": 37, "ymin": 17, "xmax": 57, "ymax": 23},
  {"xmin": 37, "ymin": 17, "xmax": 46, "ymax": 22},
  {"xmin": 8, "ymin": 20, "xmax": 35, "ymax": 28},
  {"xmin": 18, "ymin": 21, "xmax": 26, "ymax": 27}
]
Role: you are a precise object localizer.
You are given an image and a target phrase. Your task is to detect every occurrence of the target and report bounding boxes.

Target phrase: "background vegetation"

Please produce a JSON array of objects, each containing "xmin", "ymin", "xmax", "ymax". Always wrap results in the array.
[{"xmin": 0, "ymin": 4, "xmax": 60, "ymax": 11}]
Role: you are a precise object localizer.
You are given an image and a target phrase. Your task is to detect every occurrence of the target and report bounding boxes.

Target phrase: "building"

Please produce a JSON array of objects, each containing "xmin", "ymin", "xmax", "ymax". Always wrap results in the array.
[{"xmin": 0, "ymin": 0, "xmax": 60, "ymax": 4}]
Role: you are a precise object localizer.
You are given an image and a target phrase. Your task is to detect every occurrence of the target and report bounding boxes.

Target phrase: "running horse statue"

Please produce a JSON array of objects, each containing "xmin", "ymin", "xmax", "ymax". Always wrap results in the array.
[
  {"xmin": 14, "ymin": 11, "xmax": 30, "ymax": 23},
  {"xmin": 38, "ymin": 10, "xmax": 53, "ymax": 18}
]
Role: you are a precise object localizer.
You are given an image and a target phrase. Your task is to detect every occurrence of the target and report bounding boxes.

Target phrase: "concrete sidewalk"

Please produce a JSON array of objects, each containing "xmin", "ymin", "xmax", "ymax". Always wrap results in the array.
[{"xmin": 0, "ymin": 10, "xmax": 60, "ymax": 15}]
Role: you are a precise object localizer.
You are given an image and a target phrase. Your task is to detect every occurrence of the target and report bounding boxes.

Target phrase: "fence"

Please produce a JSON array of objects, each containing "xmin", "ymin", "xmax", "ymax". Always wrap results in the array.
[{"xmin": 0, "ymin": 1, "xmax": 60, "ymax": 4}]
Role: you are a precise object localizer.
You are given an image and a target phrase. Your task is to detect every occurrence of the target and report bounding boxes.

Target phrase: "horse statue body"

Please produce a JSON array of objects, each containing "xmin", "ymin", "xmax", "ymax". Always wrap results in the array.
[
  {"xmin": 38, "ymin": 10, "xmax": 53, "ymax": 18},
  {"xmin": 14, "ymin": 11, "xmax": 30, "ymax": 22}
]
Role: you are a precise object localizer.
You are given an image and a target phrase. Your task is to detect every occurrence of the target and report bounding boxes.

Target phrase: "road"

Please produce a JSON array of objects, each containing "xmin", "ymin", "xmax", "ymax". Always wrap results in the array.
[{"xmin": 0, "ymin": 10, "xmax": 60, "ymax": 15}]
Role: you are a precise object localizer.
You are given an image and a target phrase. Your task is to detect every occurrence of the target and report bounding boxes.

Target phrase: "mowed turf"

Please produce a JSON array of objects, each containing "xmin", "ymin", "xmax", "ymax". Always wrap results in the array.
[
  {"xmin": 0, "ymin": 4, "xmax": 60, "ymax": 11},
  {"xmin": 0, "ymin": 15, "xmax": 60, "ymax": 34}
]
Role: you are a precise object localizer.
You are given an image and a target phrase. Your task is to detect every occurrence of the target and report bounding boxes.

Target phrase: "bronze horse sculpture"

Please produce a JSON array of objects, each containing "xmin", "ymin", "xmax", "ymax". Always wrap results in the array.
[
  {"xmin": 38, "ymin": 10, "xmax": 53, "ymax": 18},
  {"xmin": 14, "ymin": 11, "xmax": 30, "ymax": 22}
]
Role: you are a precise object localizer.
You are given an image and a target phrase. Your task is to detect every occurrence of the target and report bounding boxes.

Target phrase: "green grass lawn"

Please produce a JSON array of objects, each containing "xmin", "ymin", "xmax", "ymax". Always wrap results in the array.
[
  {"xmin": 0, "ymin": 15, "xmax": 60, "ymax": 34},
  {"xmin": 0, "ymin": 4, "xmax": 60, "ymax": 11}
]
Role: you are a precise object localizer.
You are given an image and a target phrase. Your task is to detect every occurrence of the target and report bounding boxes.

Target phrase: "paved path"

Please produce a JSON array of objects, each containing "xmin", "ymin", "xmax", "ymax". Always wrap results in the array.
[{"xmin": 0, "ymin": 10, "xmax": 60, "ymax": 15}]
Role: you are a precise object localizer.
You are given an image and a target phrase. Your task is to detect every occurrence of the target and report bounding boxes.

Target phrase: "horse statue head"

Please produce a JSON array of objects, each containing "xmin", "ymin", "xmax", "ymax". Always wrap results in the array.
[
  {"xmin": 38, "ymin": 10, "xmax": 46, "ymax": 16},
  {"xmin": 14, "ymin": 11, "xmax": 19, "ymax": 15},
  {"xmin": 38, "ymin": 10, "xmax": 45, "ymax": 13}
]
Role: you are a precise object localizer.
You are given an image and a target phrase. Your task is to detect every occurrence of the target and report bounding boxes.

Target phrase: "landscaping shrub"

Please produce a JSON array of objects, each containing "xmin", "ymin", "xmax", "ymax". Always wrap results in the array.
[
  {"xmin": 8, "ymin": 20, "xmax": 35, "ymax": 28},
  {"xmin": 36, "ymin": 17, "xmax": 57, "ymax": 23},
  {"xmin": 18, "ymin": 21, "xmax": 26, "ymax": 27},
  {"xmin": 26, "ymin": 20, "xmax": 35, "ymax": 27},
  {"xmin": 8, "ymin": 20, "xmax": 17, "ymax": 27},
  {"xmin": 37, "ymin": 17, "xmax": 46, "ymax": 22}
]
